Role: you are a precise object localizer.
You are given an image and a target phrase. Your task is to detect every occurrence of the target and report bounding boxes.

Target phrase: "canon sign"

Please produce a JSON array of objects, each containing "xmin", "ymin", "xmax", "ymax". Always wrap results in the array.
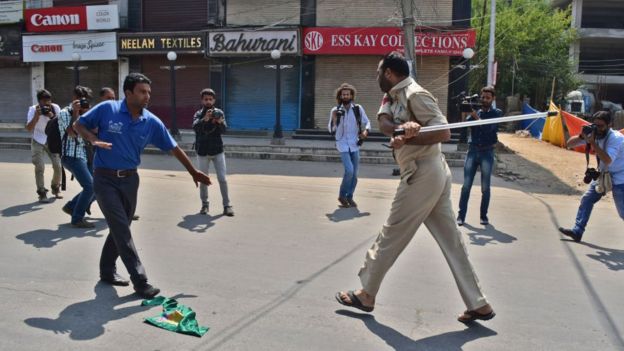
[{"xmin": 30, "ymin": 13, "xmax": 80, "ymax": 27}]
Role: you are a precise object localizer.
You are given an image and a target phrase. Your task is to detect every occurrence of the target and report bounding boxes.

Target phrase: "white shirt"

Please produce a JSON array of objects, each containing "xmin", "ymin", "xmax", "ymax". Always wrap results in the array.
[
  {"xmin": 598, "ymin": 129, "xmax": 624, "ymax": 185},
  {"xmin": 26, "ymin": 103, "xmax": 61, "ymax": 145},
  {"xmin": 327, "ymin": 103, "xmax": 371, "ymax": 153}
]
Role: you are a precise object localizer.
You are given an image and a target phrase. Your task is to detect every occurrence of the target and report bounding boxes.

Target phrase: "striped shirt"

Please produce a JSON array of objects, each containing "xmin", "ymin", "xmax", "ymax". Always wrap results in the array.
[{"xmin": 58, "ymin": 107, "xmax": 87, "ymax": 161}]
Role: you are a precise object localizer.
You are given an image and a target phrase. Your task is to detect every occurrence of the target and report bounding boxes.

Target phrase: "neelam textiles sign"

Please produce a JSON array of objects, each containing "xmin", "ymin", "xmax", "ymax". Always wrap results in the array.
[
  {"xmin": 207, "ymin": 30, "xmax": 299, "ymax": 56},
  {"xmin": 22, "ymin": 32, "xmax": 117, "ymax": 62},
  {"xmin": 24, "ymin": 5, "xmax": 119, "ymax": 32},
  {"xmin": 303, "ymin": 27, "xmax": 476, "ymax": 56}
]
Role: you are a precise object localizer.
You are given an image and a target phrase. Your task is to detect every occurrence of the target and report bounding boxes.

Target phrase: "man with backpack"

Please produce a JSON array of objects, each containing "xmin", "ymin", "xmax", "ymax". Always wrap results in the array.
[
  {"xmin": 26, "ymin": 89, "xmax": 62, "ymax": 203},
  {"xmin": 328, "ymin": 83, "xmax": 370, "ymax": 208}
]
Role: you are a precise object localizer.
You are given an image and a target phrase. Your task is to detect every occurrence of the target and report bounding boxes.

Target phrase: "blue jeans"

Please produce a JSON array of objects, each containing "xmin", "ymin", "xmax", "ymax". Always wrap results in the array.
[
  {"xmin": 458, "ymin": 147, "xmax": 494, "ymax": 221},
  {"xmin": 62, "ymin": 156, "xmax": 94, "ymax": 224},
  {"xmin": 572, "ymin": 182, "xmax": 624, "ymax": 236},
  {"xmin": 339, "ymin": 150, "xmax": 360, "ymax": 199}
]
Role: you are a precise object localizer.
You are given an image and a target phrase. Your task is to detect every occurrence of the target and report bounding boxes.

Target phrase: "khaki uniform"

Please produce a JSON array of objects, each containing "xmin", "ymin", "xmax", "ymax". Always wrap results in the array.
[{"xmin": 358, "ymin": 77, "xmax": 488, "ymax": 310}]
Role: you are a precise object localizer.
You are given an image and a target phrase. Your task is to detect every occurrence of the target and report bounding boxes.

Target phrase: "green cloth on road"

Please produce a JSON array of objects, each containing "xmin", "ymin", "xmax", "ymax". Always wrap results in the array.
[{"xmin": 141, "ymin": 297, "xmax": 209, "ymax": 337}]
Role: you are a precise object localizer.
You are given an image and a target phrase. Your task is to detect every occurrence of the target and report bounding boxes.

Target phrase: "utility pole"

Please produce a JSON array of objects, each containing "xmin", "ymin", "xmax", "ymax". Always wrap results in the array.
[
  {"xmin": 487, "ymin": 0, "xmax": 496, "ymax": 86},
  {"xmin": 401, "ymin": 0, "xmax": 416, "ymax": 79}
]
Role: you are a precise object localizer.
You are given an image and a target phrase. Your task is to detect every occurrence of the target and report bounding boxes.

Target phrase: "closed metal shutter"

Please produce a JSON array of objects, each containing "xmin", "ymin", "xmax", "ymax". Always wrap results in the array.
[
  {"xmin": 0, "ymin": 66, "xmax": 33, "ymax": 122},
  {"xmin": 45, "ymin": 61, "xmax": 118, "ymax": 108},
  {"xmin": 224, "ymin": 57, "xmax": 300, "ymax": 131},
  {"xmin": 314, "ymin": 56, "xmax": 450, "ymax": 131},
  {"xmin": 314, "ymin": 56, "xmax": 382, "ymax": 131},
  {"xmin": 141, "ymin": 55, "xmax": 212, "ymax": 129}
]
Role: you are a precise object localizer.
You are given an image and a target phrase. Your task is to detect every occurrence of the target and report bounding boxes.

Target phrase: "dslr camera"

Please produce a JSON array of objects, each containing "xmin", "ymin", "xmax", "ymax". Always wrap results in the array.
[
  {"xmin": 583, "ymin": 167, "xmax": 600, "ymax": 184},
  {"xmin": 335, "ymin": 107, "xmax": 346, "ymax": 126},
  {"xmin": 582, "ymin": 124, "xmax": 597, "ymax": 137},
  {"xmin": 79, "ymin": 98, "xmax": 90, "ymax": 109},
  {"xmin": 39, "ymin": 104, "xmax": 51, "ymax": 115},
  {"xmin": 459, "ymin": 94, "xmax": 482, "ymax": 113}
]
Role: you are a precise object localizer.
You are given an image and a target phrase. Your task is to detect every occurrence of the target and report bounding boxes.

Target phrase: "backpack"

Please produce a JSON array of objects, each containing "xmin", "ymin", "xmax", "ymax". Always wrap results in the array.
[{"xmin": 44, "ymin": 116, "xmax": 62, "ymax": 154}]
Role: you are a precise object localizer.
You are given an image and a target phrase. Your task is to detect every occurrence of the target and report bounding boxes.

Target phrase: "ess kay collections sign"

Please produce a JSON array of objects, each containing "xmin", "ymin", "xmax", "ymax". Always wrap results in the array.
[
  {"xmin": 303, "ymin": 27, "xmax": 476, "ymax": 56},
  {"xmin": 24, "ymin": 5, "xmax": 119, "ymax": 32}
]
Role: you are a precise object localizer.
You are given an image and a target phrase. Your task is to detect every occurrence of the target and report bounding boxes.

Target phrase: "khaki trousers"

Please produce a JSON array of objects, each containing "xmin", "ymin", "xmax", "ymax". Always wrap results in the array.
[
  {"xmin": 358, "ymin": 155, "xmax": 488, "ymax": 310},
  {"xmin": 31, "ymin": 139, "xmax": 62, "ymax": 192}
]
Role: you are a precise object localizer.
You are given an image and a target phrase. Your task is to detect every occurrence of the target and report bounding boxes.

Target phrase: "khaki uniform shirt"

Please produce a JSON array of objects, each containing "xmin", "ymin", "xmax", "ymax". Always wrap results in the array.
[{"xmin": 377, "ymin": 77, "xmax": 448, "ymax": 171}]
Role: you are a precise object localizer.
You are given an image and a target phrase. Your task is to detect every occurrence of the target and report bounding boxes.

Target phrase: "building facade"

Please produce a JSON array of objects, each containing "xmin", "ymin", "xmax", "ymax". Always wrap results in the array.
[{"xmin": 555, "ymin": 0, "xmax": 624, "ymax": 105}]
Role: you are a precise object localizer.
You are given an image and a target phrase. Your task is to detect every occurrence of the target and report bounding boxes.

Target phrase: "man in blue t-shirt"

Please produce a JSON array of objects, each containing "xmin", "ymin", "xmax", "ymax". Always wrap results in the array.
[
  {"xmin": 74, "ymin": 73, "xmax": 211, "ymax": 299},
  {"xmin": 456, "ymin": 86, "xmax": 502, "ymax": 226}
]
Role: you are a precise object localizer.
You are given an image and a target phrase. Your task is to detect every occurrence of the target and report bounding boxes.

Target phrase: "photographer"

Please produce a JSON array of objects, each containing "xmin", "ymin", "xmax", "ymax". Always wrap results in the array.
[
  {"xmin": 59, "ymin": 86, "xmax": 96, "ymax": 228},
  {"xmin": 456, "ymin": 86, "xmax": 502, "ymax": 226},
  {"xmin": 25, "ymin": 89, "xmax": 62, "ymax": 203},
  {"xmin": 559, "ymin": 111, "xmax": 624, "ymax": 242},
  {"xmin": 192, "ymin": 88, "xmax": 233, "ymax": 217},
  {"xmin": 328, "ymin": 83, "xmax": 370, "ymax": 208}
]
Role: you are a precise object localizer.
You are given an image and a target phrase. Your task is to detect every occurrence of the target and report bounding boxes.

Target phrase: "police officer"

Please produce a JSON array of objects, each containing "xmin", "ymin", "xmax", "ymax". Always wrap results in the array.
[{"xmin": 335, "ymin": 52, "xmax": 495, "ymax": 324}]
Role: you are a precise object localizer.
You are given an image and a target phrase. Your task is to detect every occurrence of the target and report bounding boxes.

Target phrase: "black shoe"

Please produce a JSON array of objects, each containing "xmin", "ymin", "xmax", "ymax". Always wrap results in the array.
[
  {"xmin": 132, "ymin": 214, "xmax": 140, "ymax": 221},
  {"xmin": 134, "ymin": 283, "xmax": 160, "ymax": 299},
  {"xmin": 100, "ymin": 273, "xmax": 130, "ymax": 286},
  {"xmin": 558, "ymin": 227, "xmax": 581, "ymax": 242},
  {"xmin": 62, "ymin": 204, "xmax": 73, "ymax": 216},
  {"xmin": 37, "ymin": 190, "xmax": 50, "ymax": 203},
  {"xmin": 347, "ymin": 198, "xmax": 358, "ymax": 207},
  {"xmin": 456, "ymin": 217, "xmax": 464, "ymax": 226},
  {"xmin": 338, "ymin": 197, "xmax": 350, "ymax": 208},
  {"xmin": 199, "ymin": 202, "xmax": 209, "ymax": 215},
  {"xmin": 480, "ymin": 217, "xmax": 489, "ymax": 225},
  {"xmin": 223, "ymin": 206, "xmax": 234, "ymax": 217}
]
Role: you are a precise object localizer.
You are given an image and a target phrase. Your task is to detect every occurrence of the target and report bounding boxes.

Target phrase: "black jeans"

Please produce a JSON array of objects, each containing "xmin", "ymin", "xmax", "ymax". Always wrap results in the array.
[{"xmin": 94, "ymin": 172, "xmax": 147, "ymax": 286}]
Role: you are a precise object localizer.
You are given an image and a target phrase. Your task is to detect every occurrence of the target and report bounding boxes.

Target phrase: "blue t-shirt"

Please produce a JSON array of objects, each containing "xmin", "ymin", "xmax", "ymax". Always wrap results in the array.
[
  {"xmin": 78, "ymin": 99, "xmax": 177, "ymax": 170},
  {"xmin": 468, "ymin": 108, "xmax": 502, "ymax": 147}
]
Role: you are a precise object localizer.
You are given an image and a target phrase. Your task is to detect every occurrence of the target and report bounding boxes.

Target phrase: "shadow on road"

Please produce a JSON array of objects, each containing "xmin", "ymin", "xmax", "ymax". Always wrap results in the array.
[
  {"xmin": 325, "ymin": 207, "xmax": 371, "ymax": 222},
  {"xmin": 15, "ymin": 220, "xmax": 106, "ymax": 248},
  {"xmin": 177, "ymin": 214, "xmax": 223, "ymax": 233},
  {"xmin": 2, "ymin": 201, "xmax": 47, "ymax": 217},
  {"xmin": 580, "ymin": 242, "xmax": 624, "ymax": 271},
  {"xmin": 462, "ymin": 223, "xmax": 517, "ymax": 246},
  {"xmin": 24, "ymin": 282, "xmax": 146, "ymax": 340},
  {"xmin": 335, "ymin": 310, "xmax": 497, "ymax": 350}
]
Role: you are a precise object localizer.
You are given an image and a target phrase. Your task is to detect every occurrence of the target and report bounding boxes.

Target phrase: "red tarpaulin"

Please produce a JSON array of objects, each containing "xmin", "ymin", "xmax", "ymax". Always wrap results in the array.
[{"xmin": 561, "ymin": 111, "xmax": 591, "ymax": 153}]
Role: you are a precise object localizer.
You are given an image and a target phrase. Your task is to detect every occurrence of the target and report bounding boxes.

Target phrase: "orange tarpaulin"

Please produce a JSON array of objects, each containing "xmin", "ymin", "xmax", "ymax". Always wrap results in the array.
[
  {"xmin": 561, "ymin": 111, "xmax": 590, "ymax": 153},
  {"xmin": 542, "ymin": 102, "xmax": 566, "ymax": 148}
]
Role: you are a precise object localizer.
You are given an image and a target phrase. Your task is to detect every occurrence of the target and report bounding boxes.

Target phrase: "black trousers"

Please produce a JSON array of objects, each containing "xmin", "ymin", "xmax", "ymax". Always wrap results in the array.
[{"xmin": 94, "ymin": 172, "xmax": 147, "ymax": 286}]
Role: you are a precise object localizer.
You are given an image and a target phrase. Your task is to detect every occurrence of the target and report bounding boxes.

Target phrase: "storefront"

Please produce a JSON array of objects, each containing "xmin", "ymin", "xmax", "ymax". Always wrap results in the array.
[
  {"xmin": 207, "ymin": 29, "xmax": 301, "ymax": 131},
  {"xmin": 302, "ymin": 27, "xmax": 476, "ymax": 130},
  {"xmin": 22, "ymin": 5, "xmax": 120, "ymax": 108},
  {"xmin": 118, "ymin": 31, "xmax": 212, "ymax": 129},
  {"xmin": 0, "ymin": 23, "xmax": 30, "ymax": 123},
  {"xmin": 0, "ymin": 1, "xmax": 29, "ymax": 122}
]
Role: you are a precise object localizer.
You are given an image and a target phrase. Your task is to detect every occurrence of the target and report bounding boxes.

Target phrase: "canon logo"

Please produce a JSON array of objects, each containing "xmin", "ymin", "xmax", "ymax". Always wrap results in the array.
[
  {"xmin": 30, "ymin": 13, "xmax": 80, "ymax": 27},
  {"xmin": 31, "ymin": 44, "xmax": 63, "ymax": 53}
]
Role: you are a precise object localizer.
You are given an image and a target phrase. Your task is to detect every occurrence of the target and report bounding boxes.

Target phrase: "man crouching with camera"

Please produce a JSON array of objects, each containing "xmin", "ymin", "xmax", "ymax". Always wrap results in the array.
[
  {"xmin": 559, "ymin": 111, "xmax": 624, "ymax": 242},
  {"xmin": 328, "ymin": 83, "xmax": 371, "ymax": 208}
]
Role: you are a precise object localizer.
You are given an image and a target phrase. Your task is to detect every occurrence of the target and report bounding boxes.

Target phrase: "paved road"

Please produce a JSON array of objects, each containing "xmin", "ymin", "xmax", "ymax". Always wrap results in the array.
[{"xmin": 0, "ymin": 149, "xmax": 622, "ymax": 350}]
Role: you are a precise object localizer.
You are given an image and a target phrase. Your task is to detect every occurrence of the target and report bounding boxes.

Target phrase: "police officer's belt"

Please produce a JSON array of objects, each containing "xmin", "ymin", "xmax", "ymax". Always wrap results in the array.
[{"xmin": 94, "ymin": 168, "xmax": 138, "ymax": 178}]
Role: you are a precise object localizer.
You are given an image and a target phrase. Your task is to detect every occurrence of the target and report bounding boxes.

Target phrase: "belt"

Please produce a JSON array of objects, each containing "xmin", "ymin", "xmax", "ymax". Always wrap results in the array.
[{"xmin": 94, "ymin": 168, "xmax": 137, "ymax": 178}]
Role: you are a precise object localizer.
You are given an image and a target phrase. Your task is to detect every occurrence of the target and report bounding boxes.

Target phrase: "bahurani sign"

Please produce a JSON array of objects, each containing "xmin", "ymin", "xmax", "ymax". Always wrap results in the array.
[
  {"xmin": 303, "ymin": 27, "xmax": 475, "ymax": 56},
  {"xmin": 207, "ymin": 30, "xmax": 299, "ymax": 56}
]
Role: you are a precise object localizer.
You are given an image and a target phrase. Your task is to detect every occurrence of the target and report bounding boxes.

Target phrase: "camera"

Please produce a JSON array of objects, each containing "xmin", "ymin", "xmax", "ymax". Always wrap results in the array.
[
  {"xmin": 583, "ymin": 167, "xmax": 600, "ymax": 184},
  {"xmin": 458, "ymin": 94, "xmax": 482, "ymax": 113},
  {"xmin": 79, "ymin": 98, "xmax": 90, "ymax": 109},
  {"xmin": 582, "ymin": 124, "xmax": 597, "ymax": 137},
  {"xmin": 335, "ymin": 107, "xmax": 346, "ymax": 126},
  {"xmin": 39, "ymin": 104, "xmax": 51, "ymax": 115}
]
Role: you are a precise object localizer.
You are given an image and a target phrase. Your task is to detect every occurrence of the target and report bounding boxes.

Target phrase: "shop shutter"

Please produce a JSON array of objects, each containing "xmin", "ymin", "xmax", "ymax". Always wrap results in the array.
[
  {"xmin": 314, "ymin": 56, "xmax": 449, "ymax": 131},
  {"xmin": 45, "ymin": 61, "xmax": 118, "ymax": 108},
  {"xmin": 0, "ymin": 67, "xmax": 32, "ymax": 122},
  {"xmin": 141, "ymin": 55, "xmax": 212, "ymax": 129},
  {"xmin": 224, "ymin": 57, "xmax": 300, "ymax": 131}
]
